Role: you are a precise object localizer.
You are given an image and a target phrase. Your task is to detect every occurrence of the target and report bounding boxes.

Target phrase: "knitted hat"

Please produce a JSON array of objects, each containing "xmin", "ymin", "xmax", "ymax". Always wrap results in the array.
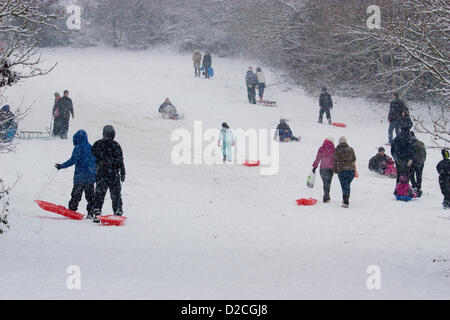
[{"xmin": 338, "ymin": 136, "xmax": 347, "ymax": 145}]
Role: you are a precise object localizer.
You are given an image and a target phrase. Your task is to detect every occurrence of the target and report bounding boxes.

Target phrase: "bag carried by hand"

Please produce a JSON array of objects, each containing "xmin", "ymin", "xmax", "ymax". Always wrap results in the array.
[{"xmin": 306, "ymin": 170, "xmax": 316, "ymax": 188}]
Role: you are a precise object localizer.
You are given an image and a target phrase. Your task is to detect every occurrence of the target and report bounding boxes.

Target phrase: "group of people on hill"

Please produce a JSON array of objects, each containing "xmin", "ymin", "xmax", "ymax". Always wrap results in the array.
[
  {"xmin": 245, "ymin": 67, "xmax": 266, "ymax": 104},
  {"xmin": 0, "ymin": 105, "xmax": 17, "ymax": 142},
  {"xmin": 49, "ymin": 89, "xmax": 126, "ymax": 222},
  {"xmin": 192, "ymin": 50, "xmax": 213, "ymax": 79}
]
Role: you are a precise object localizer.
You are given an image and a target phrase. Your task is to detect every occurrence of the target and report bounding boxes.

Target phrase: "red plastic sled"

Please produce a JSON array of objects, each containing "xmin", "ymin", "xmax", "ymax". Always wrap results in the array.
[
  {"xmin": 296, "ymin": 198, "xmax": 318, "ymax": 206},
  {"xmin": 332, "ymin": 122, "xmax": 347, "ymax": 128},
  {"xmin": 97, "ymin": 215, "xmax": 127, "ymax": 226},
  {"xmin": 243, "ymin": 160, "xmax": 261, "ymax": 167},
  {"xmin": 35, "ymin": 200, "xmax": 85, "ymax": 220}
]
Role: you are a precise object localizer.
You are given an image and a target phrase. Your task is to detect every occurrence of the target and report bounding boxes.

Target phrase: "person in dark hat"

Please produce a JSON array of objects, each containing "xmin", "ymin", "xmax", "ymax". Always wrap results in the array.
[
  {"xmin": 391, "ymin": 125, "xmax": 415, "ymax": 184},
  {"xmin": 437, "ymin": 149, "xmax": 450, "ymax": 209},
  {"xmin": 318, "ymin": 86, "xmax": 333, "ymax": 125},
  {"xmin": 218, "ymin": 122, "xmax": 235, "ymax": 162},
  {"xmin": 91, "ymin": 125, "xmax": 126, "ymax": 221}
]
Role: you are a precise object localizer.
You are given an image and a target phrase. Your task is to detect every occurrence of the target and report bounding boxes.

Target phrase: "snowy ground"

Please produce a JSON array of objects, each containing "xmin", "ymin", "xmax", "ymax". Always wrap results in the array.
[{"xmin": 0, "ymin": 48, "xmax": 449, "ymax": 299}]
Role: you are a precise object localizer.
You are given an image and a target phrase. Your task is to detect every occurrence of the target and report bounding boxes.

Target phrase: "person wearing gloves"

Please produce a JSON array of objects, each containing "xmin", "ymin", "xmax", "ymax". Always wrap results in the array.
[
  {"xmin": 55, "ymin": 130, "xmax": 96, "ymax": 218},
  {"xmin": 312, "ymin": 138, "xmax": 335, "ymax": 203},
  {"xmin": 333, "ymin": 136, "xmax": 357, "ymax": 208},
  {"xmin": 218, "ymin": 122, "xmax": 235, "ymax": 163},
  {"xmin": 91, "ymin": 125, "xmax": 126, "ymax": 220}
]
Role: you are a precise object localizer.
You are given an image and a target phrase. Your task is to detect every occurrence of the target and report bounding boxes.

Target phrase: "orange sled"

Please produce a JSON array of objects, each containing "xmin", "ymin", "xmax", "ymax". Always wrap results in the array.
[
  {"xmin": 35, "ymin": 200, "xmax": 85, "ymax": 220},
  {"xmin": 296, "ymin": 198, "xmax": 318, "ymax": 206}
]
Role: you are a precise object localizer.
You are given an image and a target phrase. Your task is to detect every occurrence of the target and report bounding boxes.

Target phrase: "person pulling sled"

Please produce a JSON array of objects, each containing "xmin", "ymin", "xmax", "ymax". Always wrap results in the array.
[{"xmin": 55, "ymin": 130, "xmax": 96, "ymax": 218}]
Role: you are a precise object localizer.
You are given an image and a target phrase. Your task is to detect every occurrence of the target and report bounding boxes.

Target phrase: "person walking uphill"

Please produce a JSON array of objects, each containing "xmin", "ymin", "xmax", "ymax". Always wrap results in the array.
[
  {"xmin": 409, "ymin": 132, "xmax": 426, "ymax": 197},
  {"xmin": 312, "ymin": 138, "xmax": 335, "ymax": 203},
  {"xmin": 333, "ymin": 137, "xmax": 356, "ymax": 208},
  {"xmin": 53, "ymin": 90, "xmax": 74, "ymax": 139},
  {"xmin": 387, "ymin": 92, "xmax": 407, "ymax": 144},
  {"xmin": 202, "ymin": 51, "xmax": 212, "ymax": 79},
  {"xmin": 55, "ymin": 130, "xmax": 96, "ymax": 218},
  {"xmin": 318, "ymin": 86, "xmax": 333, "ymax": 125},
  {"xmin": 246, "ymin": 67, "xmax": 259, "ymax": 104},
  {"xmin": 192, "ymin": 50, "xmax": 202, "ymax": 77},
  {"xmin": 437, "ymin": 149, "xmax": 450, "ymax": 209},
  {"xmin": 91, "ymin": 125, "xmax": 126, "ymax": 221}
]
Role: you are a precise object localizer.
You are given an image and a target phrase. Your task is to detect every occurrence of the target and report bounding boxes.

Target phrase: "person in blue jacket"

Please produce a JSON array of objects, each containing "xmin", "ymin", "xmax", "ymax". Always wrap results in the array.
[
  {"xmin": 55, "ymin": 130, "xmax": 96, "ymax": 218},
  {"xmin": 218, "ymin": 122, "xmax": 235, "ymax": 162}
]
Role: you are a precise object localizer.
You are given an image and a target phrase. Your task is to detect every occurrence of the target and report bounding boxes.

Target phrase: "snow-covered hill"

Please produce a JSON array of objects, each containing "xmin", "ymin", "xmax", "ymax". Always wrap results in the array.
[{"xmin": 1, "ymin": 48, "xmax": 449, "ymax": 299}]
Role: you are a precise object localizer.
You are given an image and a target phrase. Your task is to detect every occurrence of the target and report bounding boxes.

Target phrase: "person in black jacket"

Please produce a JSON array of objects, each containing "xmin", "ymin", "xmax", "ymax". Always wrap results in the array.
[
  {"xmin": 391, "ymin": 126, "xmax": 415, "ymax": 183},
  {"xmin": 91, "ymin": 125, "xmax": 126, "ymax": 220},
  {"xmin": 245, "ymin": 67, "xmax": 259, "ymax": 104},
  {"xmin": 437, "ymin": 149, "xmax": 450, "ymax": 209},
  {"xmin": 409, "ymin": 132, "xmax": 426, "ymax": 197},
  {"xmin": 53, "ymin": 90, "xmax": 74, "ymax": 139},
  {"xmin": 387, "ymin": 92, "xmax": 407, "ymax": 144},
  {"xmin": 318, "ymin": 86, "xmax": 333, "ymax": 125},
  {"xmin": 202, "ymin": 52, "xmax": 212, "ymax": 79}
]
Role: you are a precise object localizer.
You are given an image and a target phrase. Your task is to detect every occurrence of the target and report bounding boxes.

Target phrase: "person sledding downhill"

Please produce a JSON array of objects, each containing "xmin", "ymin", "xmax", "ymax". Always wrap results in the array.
[
  {"xmin": 158, "ymin": 98, "xmax": 179, "ymax": 119},
  {"xmin": 394, "ymin": 174, "xmax": 417, "ymax": 200},
  {"xmin": 91, "ymin": 125, "xmax": 126, "ymax": 223},
  {"xmin": 318, "ymin": 86, "xmax": 333, "ymax": 125},
  {"xmin": 312, "ymin": 138, "xmax": 335, "ymax": 203},
  {"xmin": 218, "ymin": 122, "xmax": 235, "ymax": 163},
  {"xmin": 437, "ymin": 149, "xmax": 450, "ymax": 209},
  {"xmin": 274, "ymin": 119, "xmax": 299, "ymax": 142},
  {"xmin": 368, "ymin": 147, "xmax": 397, "ymax": 178},
  {"xmin": 55, "ymin": 130, "xmax": 96, "ymax": 219}
]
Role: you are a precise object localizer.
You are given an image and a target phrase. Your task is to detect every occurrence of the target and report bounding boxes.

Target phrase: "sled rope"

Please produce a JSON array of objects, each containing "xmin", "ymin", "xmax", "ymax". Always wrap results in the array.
[{"xmin": 37, "ymin": 169, "xmax": 58, "ymax": 200}]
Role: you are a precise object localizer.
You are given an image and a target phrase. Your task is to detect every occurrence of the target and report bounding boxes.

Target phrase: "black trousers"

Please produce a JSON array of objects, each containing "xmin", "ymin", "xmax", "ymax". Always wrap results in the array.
[
  {"xmin": 247, "ymin": 85, "xmax": 256, "ymax": 104},
  {"xmin": 94, "ymin": 173, "xmax": 123, "ymax": 214},
  {"xmin": 439, "ymin": 177, "xmax": 450, "ymax": 203},
  {"xmin": 395, "ymin": 160, "xmax": 412, "ymax": 183},
  {"xmin": 319, "ymin": 108, "xmax": 331, "ymax": 122},
  {"xmin": 410, "ymin": 165, "xmax": 424, "ymax": 190},
  {"xmin": 320, "ymin": 168, "xmax": 334, "ymax": 201},
  {"xmin": 69, "ymin": 183, "xmax": 95, "ymax": 213}
]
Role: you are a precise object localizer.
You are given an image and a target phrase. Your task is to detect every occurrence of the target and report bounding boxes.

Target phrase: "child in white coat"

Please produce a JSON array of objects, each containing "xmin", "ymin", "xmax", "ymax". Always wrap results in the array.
[{"xmin": 218, "ymin": 122, "xmax": 235, "ymax": 162}]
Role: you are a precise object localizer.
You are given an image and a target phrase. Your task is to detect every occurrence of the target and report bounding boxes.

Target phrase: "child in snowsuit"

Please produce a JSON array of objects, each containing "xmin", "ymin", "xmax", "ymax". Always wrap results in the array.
[
  {"xmin": 437, "ymin": 149, "xmax": 450, "ymax": 209},
  {"xmin": 218, "ymin": 122, "xmax": 235, "ymax": 162},
  {"xmin": 394, "ymin": 174, "xmax": 417, "ymax": 200},
  {"xmin": 274, "ymin": 119, "xmax": 299, "ymax": 142},
  {"xmin": 312, "ymin": 138, "xmax": 335, "ymax": 203},
  {"xmin": 55, "ymin": 130, "xmax": 96, "ymax": 218},
  {"xmin": 91, "ymin": 125, "xmax": 126, "ymax": 220}
]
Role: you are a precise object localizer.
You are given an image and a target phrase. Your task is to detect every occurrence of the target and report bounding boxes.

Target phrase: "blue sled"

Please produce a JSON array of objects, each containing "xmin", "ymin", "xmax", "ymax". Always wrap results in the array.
[{"xmin": 396, "ymin": 195, "xmax": 412, "ymax": 202}]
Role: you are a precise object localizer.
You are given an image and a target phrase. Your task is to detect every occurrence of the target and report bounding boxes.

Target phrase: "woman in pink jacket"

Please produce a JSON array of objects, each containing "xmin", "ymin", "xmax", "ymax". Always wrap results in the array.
[{"xmin": 312, "ymin": 138, "xmax": 335, "ymax": 203}]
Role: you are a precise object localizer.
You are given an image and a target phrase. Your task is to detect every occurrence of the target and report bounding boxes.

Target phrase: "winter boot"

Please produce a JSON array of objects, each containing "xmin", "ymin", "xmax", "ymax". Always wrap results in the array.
[
  {"xmin": 92, "ymin": 208, "xmax": 102, "ymax": 223},
  {"xmin": 323, "ymin": 194, "xmax": 331, "ymax": 203},
  {"xmin": 114, "ymin": 209, "xmax": 123, "ymax": 217},
  {"xmin": 328, "ymin": 119, "xmax": 332, "ymax": 125},
  {"xmin": 342, "ymin": 195, "xmax": 350, "ymax": 208},
  {"xmin": 444, "ymin": 200, "xmax": 450, "ymax": 209}
]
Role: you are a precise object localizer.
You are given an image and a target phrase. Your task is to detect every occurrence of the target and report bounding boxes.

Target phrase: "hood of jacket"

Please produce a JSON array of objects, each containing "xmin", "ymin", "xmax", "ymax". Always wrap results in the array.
[
  {"xmin": 73, "ymin": 130, "xmax": 88, "ymax": 146},
  {"xmin": 103, "ymin": 125, "xmax": 116, "ymax": 140}
]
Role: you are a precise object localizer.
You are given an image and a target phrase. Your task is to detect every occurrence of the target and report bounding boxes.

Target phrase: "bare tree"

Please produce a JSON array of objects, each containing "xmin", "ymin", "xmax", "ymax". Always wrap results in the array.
[{"xmin": 0, "ymin": 0, "xmax": 61, "ymax": 233}]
